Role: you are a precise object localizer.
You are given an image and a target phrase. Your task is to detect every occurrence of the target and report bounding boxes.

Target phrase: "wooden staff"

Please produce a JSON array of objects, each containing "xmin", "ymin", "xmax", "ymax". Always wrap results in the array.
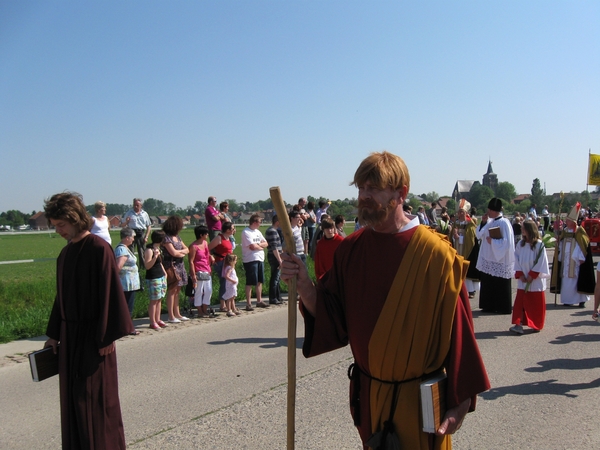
[{"xmin": 269, "ymin": 187, "xmax": 297, "ymax": 450}]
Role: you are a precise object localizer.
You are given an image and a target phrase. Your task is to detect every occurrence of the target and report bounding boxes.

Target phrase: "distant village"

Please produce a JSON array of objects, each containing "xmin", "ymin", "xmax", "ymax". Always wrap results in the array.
[{"xmin": 3, "ymin": 160, "xmax": 598, "ymax": 232}]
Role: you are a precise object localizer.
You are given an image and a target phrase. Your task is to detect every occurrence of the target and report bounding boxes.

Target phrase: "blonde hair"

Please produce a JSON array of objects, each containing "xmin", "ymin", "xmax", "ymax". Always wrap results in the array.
[
  {"xmin": 224, "ymin": 253, "xmax": 237, "ymax": 267},
  {"xmin": 94, "ymin": 201, "xmax": 106, "ymax": 211},
  {"xmin": 352, "ymin": 151, "xmax": 410, "ymax": 192}
]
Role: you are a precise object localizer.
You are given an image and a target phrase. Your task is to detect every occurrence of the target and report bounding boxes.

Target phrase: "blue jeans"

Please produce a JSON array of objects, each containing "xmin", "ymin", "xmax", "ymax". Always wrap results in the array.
[
  {"xmin": 213, "ymin": 260, "xmax": 226, "ymax": 300},
  {"xmin": 267, "ymin": 253, "xmax": 281, "ymax": 301}
]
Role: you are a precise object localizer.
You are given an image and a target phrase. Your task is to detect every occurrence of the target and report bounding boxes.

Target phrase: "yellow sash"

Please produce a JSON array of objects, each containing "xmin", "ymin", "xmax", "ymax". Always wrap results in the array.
[{"xmin": 368, "ymin": 226, "xmax": 468, "ymax": 450}]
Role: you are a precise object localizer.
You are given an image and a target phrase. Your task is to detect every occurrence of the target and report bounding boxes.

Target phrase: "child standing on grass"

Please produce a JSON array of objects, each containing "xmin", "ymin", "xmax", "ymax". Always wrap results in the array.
[
  {"xmin": 222, "ymin": 254, "xmax": 241, "ymax": 317},
  {"xmin": 144, "ymin": 230, "xmax": 168, "ymax": 330}
]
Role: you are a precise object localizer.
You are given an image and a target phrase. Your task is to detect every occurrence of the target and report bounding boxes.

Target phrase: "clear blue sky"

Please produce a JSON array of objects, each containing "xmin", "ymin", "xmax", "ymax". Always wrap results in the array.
[{"xmin": 1, "ymin": 1, "xmax": 598, "ymax": 213}]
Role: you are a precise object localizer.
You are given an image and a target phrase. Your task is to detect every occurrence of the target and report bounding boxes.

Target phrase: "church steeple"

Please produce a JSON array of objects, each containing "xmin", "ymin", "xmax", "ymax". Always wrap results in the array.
[{"xmin": 482, "ymin": 159, "xmax": 498, "ymax": 193}]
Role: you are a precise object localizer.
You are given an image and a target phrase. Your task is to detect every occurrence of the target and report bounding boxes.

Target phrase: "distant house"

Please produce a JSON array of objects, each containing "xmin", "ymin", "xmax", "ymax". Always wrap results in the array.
[
  {"xmin": 108, "ymin": 216, "xmax": 122, "ymax": 228},
  {"xmin": 238, "ymin": 212, "xmax": 265, "ymax": 223},
  {"xmin": 452, "ymin": 180, "xmax": 476, "ymax": 202},
  {"xmin": 436, "ymin": 197, "xmax": 452, "ymax": 212},
  {"xmin": 513, "ymin": 194, "xmax": 531, "ymax": 205},
  {"xmin": 28, "ymin": 211, "xmax": 49, "ymax": 230},
  {"xmin": 157, "ymin": 216, "xmax": 169, "ymax": 224}
]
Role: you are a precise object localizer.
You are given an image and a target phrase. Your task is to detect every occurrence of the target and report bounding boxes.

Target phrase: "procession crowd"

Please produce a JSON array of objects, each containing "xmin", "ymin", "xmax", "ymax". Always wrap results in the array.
[
  {"xmin": 40, "ymin": 157, "xmax": 600, "ymax": 449},
  {"xmin": 426, "ymin": 198, "xmax": 599, "ymax": 336},
  {"xmin": 90, "ymin": 193, "xmax": 600, "ymax": 338},
  {"xmin": 89, "ymin": 196, "xmax": 350, "ymax": 333}
]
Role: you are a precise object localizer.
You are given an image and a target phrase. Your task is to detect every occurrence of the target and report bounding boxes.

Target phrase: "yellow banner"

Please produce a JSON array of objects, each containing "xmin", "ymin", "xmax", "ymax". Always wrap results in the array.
[{"xmin": 589, "ymin": 154, "xmax": 600, "ymax": 185}]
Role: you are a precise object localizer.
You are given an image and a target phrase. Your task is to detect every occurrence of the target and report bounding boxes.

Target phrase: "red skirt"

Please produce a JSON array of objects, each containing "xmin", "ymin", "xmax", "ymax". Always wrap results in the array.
[{"xmin": 511, "ymin": 289, "xmax": 546, "ymax": 330}]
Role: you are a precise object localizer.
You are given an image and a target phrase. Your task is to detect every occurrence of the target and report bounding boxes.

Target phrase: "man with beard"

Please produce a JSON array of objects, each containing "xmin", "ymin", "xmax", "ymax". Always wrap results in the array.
[{"xmin": 280, "ymin": 151, "xmax": 489, "ymax": 450}]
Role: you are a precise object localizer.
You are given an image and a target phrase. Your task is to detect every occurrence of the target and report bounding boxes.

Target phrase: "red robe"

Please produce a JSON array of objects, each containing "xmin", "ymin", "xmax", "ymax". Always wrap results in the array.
[
  {"xmin": 46, "ymin": 234, "xmax": 134, "ymax": 450},
  {"xmin": 301, "ymin": 226, "xmax": 490, "ymax": 449}
]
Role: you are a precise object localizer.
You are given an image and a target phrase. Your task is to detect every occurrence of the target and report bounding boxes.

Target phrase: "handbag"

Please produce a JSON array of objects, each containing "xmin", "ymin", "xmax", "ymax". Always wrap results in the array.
[
  {"xmin": 185, "ymin": 275, "xmax": 195, "ymax": 297},
  {"xmin": 165, "ymin": 265, "xmax": 181, "ymax": 288}
]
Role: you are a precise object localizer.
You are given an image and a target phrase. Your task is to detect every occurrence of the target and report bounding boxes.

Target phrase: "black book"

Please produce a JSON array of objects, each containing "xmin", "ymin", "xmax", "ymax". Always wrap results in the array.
[{"xmin": 29, "ymin": 347, "xmax": 59, "ymax": 382}]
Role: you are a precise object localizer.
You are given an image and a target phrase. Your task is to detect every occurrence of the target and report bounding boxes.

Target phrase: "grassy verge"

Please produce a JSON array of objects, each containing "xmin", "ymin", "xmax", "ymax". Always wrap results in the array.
[{"xmin": 0, "ymin": 225, "xmax": 331, "ymax": 344}]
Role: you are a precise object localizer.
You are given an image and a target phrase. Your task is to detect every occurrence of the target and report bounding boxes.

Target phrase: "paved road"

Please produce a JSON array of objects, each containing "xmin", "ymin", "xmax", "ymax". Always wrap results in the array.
[{"xmin": 2, "ymin": 281, "xmax": 600, "ymax": 449}]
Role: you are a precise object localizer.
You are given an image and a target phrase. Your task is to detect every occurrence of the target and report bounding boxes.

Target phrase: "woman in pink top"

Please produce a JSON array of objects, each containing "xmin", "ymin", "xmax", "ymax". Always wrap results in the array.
[
  {"xmin": 208, "ymin": 221, "xmax": 235, "ymax": 312},
  {"xmin": 188, "ymin": 226, "xmax": 214, "ymax": 318}
]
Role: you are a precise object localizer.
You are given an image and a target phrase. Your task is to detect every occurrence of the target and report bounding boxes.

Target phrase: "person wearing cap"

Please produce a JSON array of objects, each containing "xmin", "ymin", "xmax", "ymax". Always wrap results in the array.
[
  {"xmin": 475, "ymin": 198, "xmax": 515, "ymax": 314},
  {"xmin": 452, "ymin": 199, "xmax": 481, "ymax": 298},
  {"xmin": 550, "ymin": 202, "xmax": 596, "ymax": 307}
]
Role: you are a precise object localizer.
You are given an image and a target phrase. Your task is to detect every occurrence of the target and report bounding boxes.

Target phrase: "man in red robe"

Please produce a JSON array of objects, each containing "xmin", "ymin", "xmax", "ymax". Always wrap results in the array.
[
  {"xmin": 44, "ymin": 192, "xmax": 134, "ymax": 450},
  {"xmin": 281, "ymin": 152, "xmax": 490, "ymax": 450}
]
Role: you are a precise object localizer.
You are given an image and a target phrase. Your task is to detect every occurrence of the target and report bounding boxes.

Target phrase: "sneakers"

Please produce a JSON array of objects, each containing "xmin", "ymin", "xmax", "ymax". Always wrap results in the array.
[
  {"xmin": 245, "ymin": 305, "xmax": 254, "ymax": 311},
  {"xmin": 255, "ymin": 302, "xmax": 269, "ymax": 308},
  {"xmin": 168, "ymin": 318, "xmax": 181, "ymax": 324},
  {"xmin": 509, "ymin": 325, "xmax": 524, "ymax": 335},
  {"xmin": 179, "ymin": 316, "xmax": 190, "ymax": 321}
]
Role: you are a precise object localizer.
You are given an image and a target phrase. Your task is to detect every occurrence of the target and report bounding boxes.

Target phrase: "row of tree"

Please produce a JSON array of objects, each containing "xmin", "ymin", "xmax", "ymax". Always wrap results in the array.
[
  {"xmin": 415, "ymin": 178, "xmax": 598, "ymax": 219},
  {"xmin": 2, "ymin": 181, "xmax": 597, "ymax": 228},
  {"xmin": 79, "ymin": 197, "xmax": 359, "ymax": 222}
]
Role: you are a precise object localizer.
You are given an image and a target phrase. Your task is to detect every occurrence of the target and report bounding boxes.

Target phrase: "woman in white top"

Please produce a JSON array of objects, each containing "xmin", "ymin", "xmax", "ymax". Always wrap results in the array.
[{"xmin": 91, "ymin": 201, "xmax": 112, "ymax": 244}]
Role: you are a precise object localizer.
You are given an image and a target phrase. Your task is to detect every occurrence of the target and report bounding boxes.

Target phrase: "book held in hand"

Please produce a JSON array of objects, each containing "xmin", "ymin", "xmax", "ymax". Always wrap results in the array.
[
  {"xmin": 29, "ymin": 347, "xmax": 59, "ymax": 382},
  {"xmin": 488, "ymin": 226, "xmax": 503, "ymax": 239},
  {"xmin": 420, "ymin": 371, "xmax": 447, "ymax": 433}
]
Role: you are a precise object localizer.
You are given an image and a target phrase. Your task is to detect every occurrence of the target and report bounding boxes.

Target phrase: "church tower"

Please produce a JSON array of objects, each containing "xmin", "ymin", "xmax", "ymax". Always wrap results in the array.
[{"xmin": 482, "ymin": 160, "xmax": 498, "ymax": 193}]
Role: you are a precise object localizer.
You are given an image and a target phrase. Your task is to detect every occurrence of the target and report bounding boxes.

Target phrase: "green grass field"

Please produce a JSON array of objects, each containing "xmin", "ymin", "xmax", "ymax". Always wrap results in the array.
[{"xmin": 0, "ymin": 226, "xmax": 334, "ymax": 344}]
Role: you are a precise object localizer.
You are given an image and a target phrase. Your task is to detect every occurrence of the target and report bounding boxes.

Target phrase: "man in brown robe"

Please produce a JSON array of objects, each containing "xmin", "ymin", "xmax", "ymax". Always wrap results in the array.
[
  {"xmin": 281, "ymin": 152, "xmax": 490, "ymax": 450},
  {"xmin": 44, "ymin": 192, "xmax": 134, "ymax": 450}
]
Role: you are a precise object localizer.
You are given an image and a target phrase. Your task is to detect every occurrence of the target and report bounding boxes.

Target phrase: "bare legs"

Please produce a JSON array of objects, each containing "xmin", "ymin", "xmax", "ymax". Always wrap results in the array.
[
  {"xmin": 167, "ymin": 286, "xmax": 182, "ymax": 321},
  {"xmin": 148, "ymin": 300, "xmax": 163, "ymax": 328}
]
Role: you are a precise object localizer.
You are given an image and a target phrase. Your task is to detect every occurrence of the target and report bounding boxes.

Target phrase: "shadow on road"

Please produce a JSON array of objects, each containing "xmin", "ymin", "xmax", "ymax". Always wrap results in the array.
[
  {"xmin": 206, "ymin": 337, "xmax": 304, "ymax": 349},
  {"xmin": 480, "ymin": 377, "xmax": 600, "ymax": 400},
  {"xmin": 548, "ymin": 333, "xmax": 600, "ymax": 344},
  {"xmin": 525, "ymin": 357, "xmax": 600, "ymax": 373}
]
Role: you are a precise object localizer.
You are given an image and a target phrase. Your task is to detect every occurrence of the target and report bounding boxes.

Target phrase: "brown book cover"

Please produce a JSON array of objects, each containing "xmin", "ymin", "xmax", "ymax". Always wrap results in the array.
[
  {"xmin": 420, "ymin": 372, "xmax": 447, "ymax": 433},
  {"xmin": 29, "ymin": 347, "xmax": 59, "ymax": 382},
  {"xmin": 488, "ymin": 226, "xmax": 503, "ymax": 239}
]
